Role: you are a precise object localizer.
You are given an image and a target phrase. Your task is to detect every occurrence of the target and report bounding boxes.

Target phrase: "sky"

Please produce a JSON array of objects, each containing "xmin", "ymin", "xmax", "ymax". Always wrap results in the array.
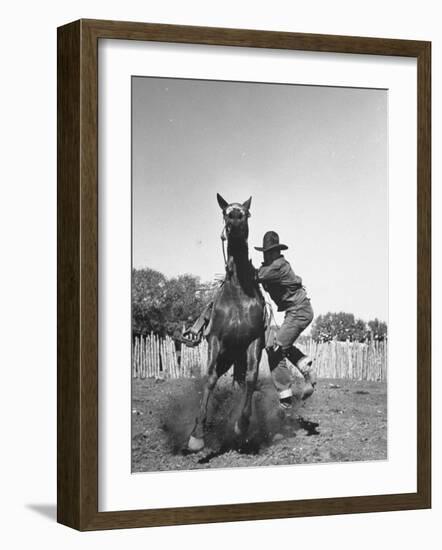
[{"xmin": 132, "ymin": 76, "xmax": 388, "ymax": 323}]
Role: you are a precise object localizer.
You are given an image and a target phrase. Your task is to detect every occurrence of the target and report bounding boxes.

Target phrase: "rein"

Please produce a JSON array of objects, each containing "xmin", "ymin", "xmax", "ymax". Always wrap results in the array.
[{"xmin": 220, "ymin": 224, "xmax": 228, "ymax": 270}]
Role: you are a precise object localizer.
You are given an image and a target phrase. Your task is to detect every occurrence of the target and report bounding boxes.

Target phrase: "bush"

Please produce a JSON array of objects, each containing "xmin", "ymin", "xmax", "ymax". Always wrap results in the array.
[
  {"xmin": 132, "ymin": 268, "xmax": 217, "ymax": 338},
  {"xmin": 311, "ymin": 312, "xmax": 387, "ymax": 343}
]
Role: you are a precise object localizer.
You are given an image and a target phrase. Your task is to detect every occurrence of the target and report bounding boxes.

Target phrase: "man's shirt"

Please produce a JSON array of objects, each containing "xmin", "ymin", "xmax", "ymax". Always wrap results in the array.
[{"xmin": 257, "ymin": 255, "xmax": 308, "ymax": 311}]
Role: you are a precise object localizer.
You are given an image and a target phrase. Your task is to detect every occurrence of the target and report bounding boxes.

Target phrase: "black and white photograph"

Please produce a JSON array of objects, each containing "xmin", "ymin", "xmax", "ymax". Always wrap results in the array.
[
  {"xmin": 1, "ymin": 0, "xmax": 435, "ymax": 543},
  {"xmin": 131, "ymin": 76, "xmax": 388, "ymax": 472}
]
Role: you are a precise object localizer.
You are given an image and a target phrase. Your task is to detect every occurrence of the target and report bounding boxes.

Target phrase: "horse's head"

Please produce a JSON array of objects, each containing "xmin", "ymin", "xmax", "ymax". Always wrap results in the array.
[{"xmin": 217, "ymin": 193, "xmax": 252, "ymax": 241}]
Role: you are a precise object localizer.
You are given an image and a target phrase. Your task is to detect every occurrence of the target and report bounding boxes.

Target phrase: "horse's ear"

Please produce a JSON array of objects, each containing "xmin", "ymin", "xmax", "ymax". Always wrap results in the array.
[
  {"xmin": 217, "ymin": 193, "xmax": 229, "ymax": 211},
  {"xmin": 242, "ymin": 196, "xmax": 252, "ymax": 211}
]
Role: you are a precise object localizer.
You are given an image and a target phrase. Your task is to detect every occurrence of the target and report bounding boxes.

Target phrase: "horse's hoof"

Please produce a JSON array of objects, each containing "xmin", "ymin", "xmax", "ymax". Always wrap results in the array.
[{"xmin": 187, "ymin": 435, "xmax": 205, "ymax": 452}]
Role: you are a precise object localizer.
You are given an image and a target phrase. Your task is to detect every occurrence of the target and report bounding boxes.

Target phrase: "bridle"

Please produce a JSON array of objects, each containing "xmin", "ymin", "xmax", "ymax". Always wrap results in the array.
[{"xmin": 220, "ymin": 205, "xmax": 250, "ymax": 272}]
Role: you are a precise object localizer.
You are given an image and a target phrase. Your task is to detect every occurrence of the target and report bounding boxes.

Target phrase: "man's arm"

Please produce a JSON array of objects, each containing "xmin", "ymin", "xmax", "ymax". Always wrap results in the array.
[{"xmin": 257, "ymin": 262, "xmax": 281, "ymax": 283}]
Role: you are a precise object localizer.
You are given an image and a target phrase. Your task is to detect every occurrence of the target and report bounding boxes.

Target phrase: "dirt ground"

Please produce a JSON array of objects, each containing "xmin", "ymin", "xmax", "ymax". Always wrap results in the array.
[{"xmin": 132, "ymin": 374, "xmax": 387, "ymax": 472}]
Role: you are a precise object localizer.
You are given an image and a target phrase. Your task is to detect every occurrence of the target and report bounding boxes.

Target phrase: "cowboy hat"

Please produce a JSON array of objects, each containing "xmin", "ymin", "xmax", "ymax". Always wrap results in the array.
[{"xmin": 254, "ymin": 231, "xmax": 288, "ymax": 252}]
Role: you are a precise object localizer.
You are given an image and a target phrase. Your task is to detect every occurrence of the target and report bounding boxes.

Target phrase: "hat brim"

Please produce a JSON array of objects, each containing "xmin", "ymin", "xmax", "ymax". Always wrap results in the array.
[{"xmin": 254, "ymin": 243, "xmax": 288, "ymax": 252}]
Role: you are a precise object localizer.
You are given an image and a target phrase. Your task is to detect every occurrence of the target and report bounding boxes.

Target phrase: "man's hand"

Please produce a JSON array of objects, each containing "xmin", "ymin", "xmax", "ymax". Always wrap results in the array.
[{"xmin": 248, "ymin": 260, "xmax": 259, "ymax": 279}]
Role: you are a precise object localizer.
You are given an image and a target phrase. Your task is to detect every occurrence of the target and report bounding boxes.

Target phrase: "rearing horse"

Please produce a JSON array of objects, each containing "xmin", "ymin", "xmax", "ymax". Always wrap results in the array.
[{"xmin": 187, "ymin": 194, "xmax": 266, "ymax": 452}]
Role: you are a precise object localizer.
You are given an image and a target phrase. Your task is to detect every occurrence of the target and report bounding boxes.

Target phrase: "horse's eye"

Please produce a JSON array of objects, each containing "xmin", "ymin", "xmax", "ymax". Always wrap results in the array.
[{"xmin": 228, "ymin": 211, "xmax": 234, "ymax": 218}]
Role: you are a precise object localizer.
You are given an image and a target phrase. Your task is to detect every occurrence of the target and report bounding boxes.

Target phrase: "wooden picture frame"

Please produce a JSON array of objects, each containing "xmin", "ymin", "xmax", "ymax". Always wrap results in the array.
[{"xmin": 57, "ymin": 19, "xmax": 431, "ymax": 531}]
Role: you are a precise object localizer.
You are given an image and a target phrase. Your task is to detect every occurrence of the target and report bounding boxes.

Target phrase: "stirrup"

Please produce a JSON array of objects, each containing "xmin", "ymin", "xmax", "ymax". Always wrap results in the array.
[
  {"xmin": 279, "ymin": 399, "xmax": 292, "ymax": 410},
  {"xmin": 278, "ymin": 390, "xmax": 293, "ymax": 410},
  {"xmin": 180, "ymin": 331, "xmax": 203, "ymax": 347}
]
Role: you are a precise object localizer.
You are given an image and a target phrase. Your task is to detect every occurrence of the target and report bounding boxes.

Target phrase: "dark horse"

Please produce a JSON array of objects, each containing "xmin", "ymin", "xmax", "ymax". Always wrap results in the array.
[{"xmin": 187, "ymin": 194, "xmax": 266, "ymax": 452}]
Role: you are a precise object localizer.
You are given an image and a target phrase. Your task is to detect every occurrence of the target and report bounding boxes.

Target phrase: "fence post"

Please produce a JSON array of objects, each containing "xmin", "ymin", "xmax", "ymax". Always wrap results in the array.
[{"xmin": 133, "ymin": 337, "xmax": 138, "ymax": 378}]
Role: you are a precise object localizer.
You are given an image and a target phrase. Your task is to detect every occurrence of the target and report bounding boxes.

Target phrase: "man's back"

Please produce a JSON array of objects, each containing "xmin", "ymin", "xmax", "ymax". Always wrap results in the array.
[{"xmin": 257, "ymin": 255, "xmax": 307, "ymax": 311}]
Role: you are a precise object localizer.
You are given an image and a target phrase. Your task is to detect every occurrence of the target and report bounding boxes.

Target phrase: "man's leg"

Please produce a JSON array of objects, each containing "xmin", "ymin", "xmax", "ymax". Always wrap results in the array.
[
  {"xmin": 276, "ymin": 302, "xmax": 316, "ymax": 401},
  {"xmin": 264, "ymin": 325, "xmax": 293, "ymax": 407}
]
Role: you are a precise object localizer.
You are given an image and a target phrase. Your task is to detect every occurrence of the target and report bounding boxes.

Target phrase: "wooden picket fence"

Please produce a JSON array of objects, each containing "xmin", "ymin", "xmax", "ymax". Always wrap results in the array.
[
  {"xmin": 132, "ymin": 334, "xmax": 387, "ymax": 382},
  {"xmin": 132, "ymin": 334, "xmax": 209, "ymax": 379},
  {"xmin": 299, "ymin": 338, "xmax": 387, "ymax": 382}
]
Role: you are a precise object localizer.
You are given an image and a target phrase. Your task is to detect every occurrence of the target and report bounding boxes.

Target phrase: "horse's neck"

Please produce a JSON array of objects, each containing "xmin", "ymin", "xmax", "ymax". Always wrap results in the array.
[{"xmin": 227, "ymin": 238, "xmax": 251, "ymax": 287}]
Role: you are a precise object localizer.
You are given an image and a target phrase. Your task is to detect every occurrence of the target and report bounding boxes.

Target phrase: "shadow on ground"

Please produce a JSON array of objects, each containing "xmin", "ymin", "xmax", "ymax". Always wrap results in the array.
[{"xmin": 25, "ymin": 504, "xmax": 57, "ymax": 521}]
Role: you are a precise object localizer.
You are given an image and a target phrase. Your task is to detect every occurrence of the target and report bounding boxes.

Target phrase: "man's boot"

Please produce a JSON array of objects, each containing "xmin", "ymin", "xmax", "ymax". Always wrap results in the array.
[
  {"xmin": 297, "ymin": 355, "xmax": 316, "ymax": 399},
  {"xmin": 285, "ymin": 347, "xmax": 316, "ymax": 400}
]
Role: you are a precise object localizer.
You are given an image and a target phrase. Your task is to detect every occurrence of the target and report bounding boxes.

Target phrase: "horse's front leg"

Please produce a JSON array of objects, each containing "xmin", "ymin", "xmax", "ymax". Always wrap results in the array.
[
  {"xmin": 187, "ymin": 337, "xmax": 221, "ymax": 452},
  {"xmin": 235, "ymin": 338, "xmax": 263, "ymax": 437}
]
